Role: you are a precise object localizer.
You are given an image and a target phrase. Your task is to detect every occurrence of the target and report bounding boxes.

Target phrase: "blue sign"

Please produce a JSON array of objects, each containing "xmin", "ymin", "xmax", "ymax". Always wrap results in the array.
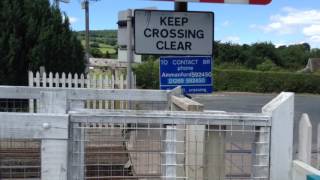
[{"xmin": 160, "ymin": 56, "xmax": 213, "ymax": 94}]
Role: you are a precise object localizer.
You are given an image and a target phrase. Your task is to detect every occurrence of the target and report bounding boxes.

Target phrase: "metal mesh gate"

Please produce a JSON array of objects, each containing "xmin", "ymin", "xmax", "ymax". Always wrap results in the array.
[{"xmin": 69, "ymin": 115, "xmax": 271, "ymax": 180}]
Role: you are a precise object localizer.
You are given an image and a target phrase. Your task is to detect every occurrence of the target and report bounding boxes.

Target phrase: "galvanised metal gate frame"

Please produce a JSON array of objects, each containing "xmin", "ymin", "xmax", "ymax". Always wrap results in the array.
[{"xmin": 0, "ymin": 86, "xmax": 294, "ymax": 180}]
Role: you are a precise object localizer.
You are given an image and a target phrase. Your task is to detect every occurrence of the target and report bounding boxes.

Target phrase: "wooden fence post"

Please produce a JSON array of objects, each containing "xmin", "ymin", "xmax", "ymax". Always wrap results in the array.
[{"xmin": 39, "ymin": 91, "xmax": 68, "ymax": 180}]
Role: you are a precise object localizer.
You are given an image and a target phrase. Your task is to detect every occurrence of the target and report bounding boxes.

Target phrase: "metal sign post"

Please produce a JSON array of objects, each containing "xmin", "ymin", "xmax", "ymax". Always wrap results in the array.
[
  {"xmin": 126, "ymin": 9, "xmax": 133, "ymax": 90},
  {"xmin": 175, "ymin": 2, "xmax": 188, "ymax": 11}
]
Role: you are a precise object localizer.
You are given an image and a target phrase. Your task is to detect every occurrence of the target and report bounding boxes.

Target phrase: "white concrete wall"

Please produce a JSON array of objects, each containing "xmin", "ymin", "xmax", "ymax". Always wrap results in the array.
[{"xmin": 262, "ymin": 92, "xmax": 294, "ymax": 180}]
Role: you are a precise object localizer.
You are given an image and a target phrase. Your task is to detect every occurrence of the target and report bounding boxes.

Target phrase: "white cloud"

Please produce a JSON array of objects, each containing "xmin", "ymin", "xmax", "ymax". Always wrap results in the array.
[
  {"xmin": 274, "ymin": 41, "xmax": 309, "ymax": 48},
  {"xmin": 223, "ymin": 36, "xmax": 240, "ymax": 43},
  {"xmin": 251, "ymin": 8, "xmax": 320, "ymax": 34},
  {"xmin": 222, "ymin": 20, "xmax": 230, "ymax": 27},
  {"xmin": 251, "ymin": 7, "xmax": 320, "ymax": 47},
  {"xmin": 303, "ymin": 25, "xmax": 320, "ymax": 36},
  {"xmin": 69, "ymin": 17, "xmax": 78, "ymax": 24},
  {"xmin": 309, "ymin": 36, "xmax": 320, "ymax": 43}
]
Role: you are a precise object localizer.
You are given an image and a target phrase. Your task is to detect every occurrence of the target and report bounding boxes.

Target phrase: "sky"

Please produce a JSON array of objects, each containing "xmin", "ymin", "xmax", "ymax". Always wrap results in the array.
[{"xmin": 55, "ymin": 0, "xmax": 320, "ymax": 48}]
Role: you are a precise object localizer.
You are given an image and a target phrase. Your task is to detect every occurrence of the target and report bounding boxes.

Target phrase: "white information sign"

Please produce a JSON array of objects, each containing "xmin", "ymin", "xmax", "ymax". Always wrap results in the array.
[{"xmin": 134, "ymin": 10, "xmax": 214, "ymax": 55}]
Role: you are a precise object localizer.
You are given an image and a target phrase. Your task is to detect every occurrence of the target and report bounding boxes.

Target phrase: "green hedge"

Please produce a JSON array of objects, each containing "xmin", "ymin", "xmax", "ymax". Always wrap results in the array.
[{"xmin": 214, "ymin": 69, "xmax": 320, "ymax": 94}]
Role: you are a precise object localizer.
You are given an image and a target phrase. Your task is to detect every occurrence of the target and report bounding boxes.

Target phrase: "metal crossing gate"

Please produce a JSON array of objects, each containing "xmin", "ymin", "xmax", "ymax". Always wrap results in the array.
[
  {"xmin": 0, "ymin": 86, "xmax": 294, "ymax": 180},
  {"xmin": 69, "ymin": 110, "xmax": 271, "ymax": 180}
]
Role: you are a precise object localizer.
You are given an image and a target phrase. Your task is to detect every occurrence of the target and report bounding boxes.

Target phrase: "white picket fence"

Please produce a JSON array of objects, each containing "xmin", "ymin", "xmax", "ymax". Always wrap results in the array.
[{"xmin": 28, "ymin": 71, "xmax": 136, "ymax": 111}]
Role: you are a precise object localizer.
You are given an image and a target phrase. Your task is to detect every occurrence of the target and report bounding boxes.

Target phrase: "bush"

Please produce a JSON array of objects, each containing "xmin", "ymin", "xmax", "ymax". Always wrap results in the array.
[
  {"xmin": 133, "ymin": 60, "xmax": 159, "ymax": 89},
  {"xmin": 90, "ymin": 42, "xmax": 100, "ymax": 48},
  {"xmin": 256, "ymin": 59, "xmax": 282, "ymax": 72},
  {"xmin": 214, "ymin": 69, "xmax": 320, "ymax": 93},
  {"xmin": 133, "ymin": 61, "xmax": 320, "ymax": 94}
]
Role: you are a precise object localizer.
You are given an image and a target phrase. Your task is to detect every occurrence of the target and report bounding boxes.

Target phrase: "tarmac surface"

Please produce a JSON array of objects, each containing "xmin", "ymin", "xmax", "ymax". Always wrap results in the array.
[{"xmin": 192, "ymin": 92, "xmax": 320, "ymax": 147}]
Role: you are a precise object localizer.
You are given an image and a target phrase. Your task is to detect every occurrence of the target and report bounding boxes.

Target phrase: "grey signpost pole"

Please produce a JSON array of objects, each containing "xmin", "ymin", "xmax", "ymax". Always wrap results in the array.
[
  {"xmin": 175, "ymin": 2, "xmax": 188, "ymax": 11},
  {"xmin": 127, "ymin": 9, "xmax": 133, "ymax": 90},
  {"xmin": 85, "ymin": 0, "xmax": 90, "ymax": 71}
]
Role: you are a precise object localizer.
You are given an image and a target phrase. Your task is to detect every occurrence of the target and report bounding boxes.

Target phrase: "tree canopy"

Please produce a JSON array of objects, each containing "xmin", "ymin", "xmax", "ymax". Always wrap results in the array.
[
  {"xmin": 0, "ymin": 0, "xmax": 85, "ymax": 85},
  {"xmin": 214, "ymin": 41, "xmax": 319, "ymax": 71}
]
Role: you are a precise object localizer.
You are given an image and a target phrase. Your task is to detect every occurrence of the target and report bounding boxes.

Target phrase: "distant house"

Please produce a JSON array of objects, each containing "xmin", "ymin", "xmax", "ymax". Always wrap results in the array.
[{"xmin": 299, "ymin": 58, "xmax": 320, "ymax": 73}]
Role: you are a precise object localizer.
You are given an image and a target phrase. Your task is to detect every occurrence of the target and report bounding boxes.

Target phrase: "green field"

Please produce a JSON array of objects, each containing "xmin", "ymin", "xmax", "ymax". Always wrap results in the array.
[{"xmin": 77, "ymin": 30, "xmax": 117, "ymax": 58}]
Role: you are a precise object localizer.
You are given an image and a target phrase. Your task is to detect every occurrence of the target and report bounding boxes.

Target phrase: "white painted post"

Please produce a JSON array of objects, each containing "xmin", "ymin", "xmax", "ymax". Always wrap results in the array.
[
  {"xmin": 86, "ymin": 74, "xmax": 91, "ymax": 108},
  {"xmin": 43, "ymin": 72, "xmax": 47, "ymax": 88},
  {"xmin": 74, "ymin": 73, "xmax": 79, "ymax": 89},
  {"xmin": 41, "ymin": 140, "xmax": 68, "ymax": 180},
  {"xmin": 69, "ymin": 123, "xmax": 85, "ymax": 180},
  {"xmin": 28, "ymin": 71, "xmax": 34, "ymax": 113},
  {"xmin": 111, "ymin": 74, "xmax": 115, "ymax": 109},
  {"xmin": 132, "ymin": 72, "xmax": 135, "ymax": 89},
  {"xmin": 262, "ymin": 92, "xmax": 294, "ymax": 180},
  {"xmin": 120, "ymin": 73, "xmax": 124, "ymax": 109},
  {"xmin": 103, "ymin": 74, "xmax": 109, "ymax": 109},
  {"xmin": 115, "ymin": 69, "xmax": 119, "ymax": 88},
  {"xmin": 98, "ymin": 74, "xmax": 103, "ymax": 109},
  {"xmin": 39, "ymin": 91, "xmax": 68, "ymax": 180},
  {"xmin": 80, "ymin": 73, "xmax": 85, "ymax": 88},
  {"xmin": 54, "ymin": 72, "xmax": 59, "ymax": 87},
  {"xmin": 67, "ymin": 73, "xmax": 72, "ymax": 88},
  {"xmin": 68, "ymin": 98, "xmax": 85, "ymax": 180},
  {"xmin": 92, "ymin": 74, "xmax": 97, "ymax": 109},
  {"xmin": 298, "ymin": 114, "xmax": 312, "ymax": 164},
  {"xmin": 35, "ymin": 71, "xmax": 40, "ymax": 87},
  {"xmin": 48, "ymin": 72, "xmax": 53, "ymax": 88},
  {"xmin": 61, "ymin": 73, "xmax": 66, "ymax": 88}
]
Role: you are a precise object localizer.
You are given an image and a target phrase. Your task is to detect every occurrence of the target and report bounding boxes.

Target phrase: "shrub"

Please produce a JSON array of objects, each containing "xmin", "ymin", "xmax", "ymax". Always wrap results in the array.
[
  {"xmin": 256, "ymin": 59, "xmax": 282, "ymax": 72},
  {"xmin": 133, "ymin": 60, "xmax": 159, "ymax": 89},
  {"xmin": 133, "ymin": 62, "xmax": 320, "ymax": 94},
  {"xmin": 214, "ymin": 69, "xmax": 320, "ymax": 93}
]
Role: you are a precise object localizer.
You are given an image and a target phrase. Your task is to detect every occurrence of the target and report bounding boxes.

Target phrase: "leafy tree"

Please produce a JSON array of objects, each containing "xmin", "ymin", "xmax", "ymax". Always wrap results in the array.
[
  {"xmin": 277, "ymin": 44, "xmax": 309, "ymax": 69},
  {"xmin": 0, "ymin": 0, "xmax": 85, "ymax": 85},
  {"xmin": 213, "ymin": 41, "xmax": 314, "ymax": 71}
]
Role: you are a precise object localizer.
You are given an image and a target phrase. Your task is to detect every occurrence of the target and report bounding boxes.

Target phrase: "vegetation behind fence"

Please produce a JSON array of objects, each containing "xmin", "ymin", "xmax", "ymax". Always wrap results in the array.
[
  {"xmin": 214, "ymin": 69, "xmax": 320, "ymax": 94},
  {"xmin": 133, "ymin": 62, "xmax": 320, "ymax": 94}
]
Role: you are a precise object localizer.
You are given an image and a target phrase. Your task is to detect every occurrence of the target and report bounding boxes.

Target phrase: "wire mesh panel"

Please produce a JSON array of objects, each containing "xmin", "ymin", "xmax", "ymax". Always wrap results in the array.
[
  {"xmin": 0, "ymin": 139, "xmax": 41, "ymax": 179},
  {"xmin": 69, "ymin": 117, "xmax": 271, "ymax": 180}
]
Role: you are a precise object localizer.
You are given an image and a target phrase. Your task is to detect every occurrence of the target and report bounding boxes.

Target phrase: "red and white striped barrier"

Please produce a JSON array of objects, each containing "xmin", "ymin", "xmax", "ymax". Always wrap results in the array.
[{"xmin": 154, "ymin": 0, "xmax": 272, "ymax": 5}]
